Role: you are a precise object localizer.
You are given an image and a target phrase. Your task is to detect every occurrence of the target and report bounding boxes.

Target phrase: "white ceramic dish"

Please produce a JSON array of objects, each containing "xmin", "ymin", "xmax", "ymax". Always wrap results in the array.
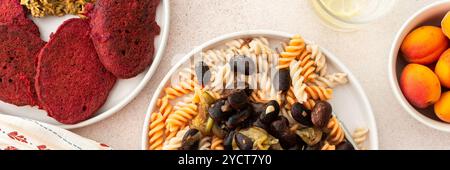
[
  {"xmin": 389, "ymin": 0, "xmax": 450, "ymax": 132},
  {"xmin": 141, "ymin": 30, "xmax": 379, "ymax": 150},
  {"xmin": 0, "ymin": 0, "xmax": 170, "ymax": 129}
]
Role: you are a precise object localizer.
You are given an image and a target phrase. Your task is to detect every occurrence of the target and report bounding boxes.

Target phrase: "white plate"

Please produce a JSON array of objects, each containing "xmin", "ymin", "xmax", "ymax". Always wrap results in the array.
[
  {"xmin": 0, "ymin": 0, "xmax": 170, "ymax": 129},
  {"xmin": 140, "ymin": 30, "xmax": 379, "ymax": 150}
]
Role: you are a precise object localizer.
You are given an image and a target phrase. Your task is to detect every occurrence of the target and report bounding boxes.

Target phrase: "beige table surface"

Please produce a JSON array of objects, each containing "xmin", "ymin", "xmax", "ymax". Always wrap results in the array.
[{"xmin": 73, "ymin": 0, "xmax": 450, "ymax": 150}]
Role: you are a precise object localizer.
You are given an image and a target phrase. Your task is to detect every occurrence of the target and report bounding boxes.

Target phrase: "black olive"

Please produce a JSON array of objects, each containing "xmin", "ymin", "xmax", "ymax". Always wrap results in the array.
[
  {"xmin": 273, "ymin": 68, "xmax": 291, "ymax": 91},
  {"xmin": 269, "ymin": 117, "xmax": 298, "ymax": 148},
  {"xmin": 270, "ymin": 116, "xmax": 289, "ymax": 133},
  {"xmin": 208, "ymin": 99, "xmax": 233, "ymax": 122},
  {"xmin": 223, "ymin": 131, "xmax": 236, "ymax": 150},
  {"xmin": 259, "ymin": 100, "xmax": 280, "ymax": 124},
  {"xmin": 212, "ymin": 123, "xmax": 229, "ymax": 139},
  {"xmin": 254, "ymin": 119, "xmax": 268, "ymax": 130},
  {"xmin": 226, "ymin": 107, "xmax": 253, "ymax": 129},
  {"xmin": 336, "ymin": 141, "xmax": 355, "ymax": 150},
  {"xmin": 180, "ymin": 129, "xmax": 202, "ymax": 150},
  {"xmin": 229, "ymin": 55, "xmax": 255, "ymax": 75},
  {"xmin": 311, "ymin": 101, "xmax": 332, "ymax": 128},
  {"xmin": 195, "ymin": 61, "xmax": 211, "ymax": 86},
  {"xmin": 227, "ymin": 90, "xmax": 249, "ymax": 110},
  {"xmin": 235, "ymin": 133, "xmax": 253, "ymax": 150},
  {"xmin": 291, "ymin": 103, "xmax": 313, "ymax": 127},
  {"xmin": 251, "ymin": 103, "xmax": 265, "ymax": 114}
]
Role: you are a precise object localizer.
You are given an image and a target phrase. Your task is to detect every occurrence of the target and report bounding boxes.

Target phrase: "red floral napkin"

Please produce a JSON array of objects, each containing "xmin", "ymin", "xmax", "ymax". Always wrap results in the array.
[{"xmin": 0, "ymin": 114, "xmax": 111, "ymax": 150}]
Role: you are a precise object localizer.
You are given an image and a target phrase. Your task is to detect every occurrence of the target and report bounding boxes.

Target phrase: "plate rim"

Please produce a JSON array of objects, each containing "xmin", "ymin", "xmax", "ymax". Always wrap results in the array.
[
  {"xmin": 57, "ymin": 0, "xmax": 171, "ymax": 129},
  {"xmin": 140, "ymin": 30, "xmax": 379, "ymax": 150}
]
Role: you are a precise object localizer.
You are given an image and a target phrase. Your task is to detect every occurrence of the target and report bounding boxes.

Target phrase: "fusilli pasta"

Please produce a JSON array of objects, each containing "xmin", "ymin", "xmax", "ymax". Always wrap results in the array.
[
  {"xmin": 148, "ymin": 112, "xmax": 165, "ymax": 150},
  {"xmin": 303, "ymin": 99, "xmax": 317, "ymax": 111},
  {"xmin": 321, "ymin": 141, "xmax": 336, "ymax": 150},
  {"xmin": 352, "ymin": 128, "xmax": 369, "ymax": 150},
  {"xmin": 198, "ymin": 136, "xmax": 212, "ymax": 150},
  {"xmin": 289, "ymin": 60, "xmax": 308, "ymax": 104},
  {"xmin": 325, "ymin": 116, "xmax": 345, "ymax": 145},
  {"xmin": 305, "ymin": 86, "xmax": 333, "ymax": 101},
  {"xmin": 147, "ymin": 35, "xmax": 361, "ymax": 150},
  {"xmin": 157, "ymin": 96, "xmax": 173, "ymax": 121},
  {"xmin": 162, "ymin": 127, "xmax": 189, "ymax": 150},
  {"xmin": 308, "ymin": 44, "xmax": 327, "ymax": 77},
  {"xmin": 211, "ymin": 136, "xmax": 224, "ymax": 150},
  {"xmin": 166, "ymin": 102, "xmax": 198, "ymax": 133},
  {"xmin": 278, "ymin": 35, "xmax": 305, "ymax": 69},
  {"xmin": 312, "ymin": 73, "xmax": 348, "ymax": 88}
]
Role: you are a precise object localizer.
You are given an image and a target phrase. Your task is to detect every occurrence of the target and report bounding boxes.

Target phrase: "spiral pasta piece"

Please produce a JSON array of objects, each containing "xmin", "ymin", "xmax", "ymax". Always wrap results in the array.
[
  {"xmin": 325, "ymin": 116, "xmax": 345, "ymax": 145},
  {"xmin": 313, "ymin": 73, "xmax": 349, "ymax": 88},
  {"xmin": 250, "ymin": 90, "xmax": 270, "ymax": 103},
  {"xmin": 308, "ymin": 44, "xmax": 327, "ymax": 77},
  {"xmin": 157, "ymin": 96, "xmax": 173, "ymax": 121},
  {"xmin": 198, "ymin": 136, "xmax": 212, "ymax": 150},
  {"xmin": 209, "ymin": 63, "xmax": 234, "ymax": 92},
  {"xmin": 277, "ymin": 35, "xmax": 305, "ymax": 69},
  {"xmin": 178, "ymin": 67, "xmax": 196, "ymax": 82},
  {"xmin": 352, "ymin": 128, "xmax": 369, "ymax": 150},
  {"xmin": 303, "ymin": 99, "xmax": 316, "ymax": 111},
  {"xmin": 285, "ymin": 86, "xmax": 297, "ymax": 109},
  {"xmin": 166, "ymin": 102, "xmax": 198, "ymax": 132},
  {"xmin": 298, "ymin": 54, "xmax": 317, "ymax": 82},
  {"xmin": 211, "ymin": 136, "xmax": 224, "ymax": 150},
  {"xmin": 249, "ymin": 37, "xmax": 270, "ymax": 55},
  {"xmin": 148, "ymin": 112, "xmax": 165, "ymax": 150},
  {"xmin": 202, "ymin": 49, "xmax": 230, "ymax": 67},
  {"xmin": 321, "ymin": 141, "xmax": 336, "ymax": 150},
  {"xmin": 305, "ymin": 86, "xmax": 333, "ymax": 101},
  {"xmin": 289, "ymin": 60, "xmax": 308, "ymax": 104},
  {"xmin": 162, "ymin": 127, "xmax": 189, "ymax": 150},
  {"xmin": 225, "ymin": 38, "xmax": 249, "ymax": 50},
  {"xmin": 164, "ymin": 80, "xmax": 196, "ymax": 100}
]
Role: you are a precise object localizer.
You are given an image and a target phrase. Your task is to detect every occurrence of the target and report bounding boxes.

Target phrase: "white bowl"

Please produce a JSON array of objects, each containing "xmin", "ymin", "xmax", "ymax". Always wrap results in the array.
[
  {"xmin": 0, "ymin": 0, "xmax": 170, "ymax": 129},
  {"xmin": 389, "ymin": 0, "xmax": 450, "ymax": 132},
  {"xmin": 141, "ymin": 30, "xmax": 379, "ymax": 150}
]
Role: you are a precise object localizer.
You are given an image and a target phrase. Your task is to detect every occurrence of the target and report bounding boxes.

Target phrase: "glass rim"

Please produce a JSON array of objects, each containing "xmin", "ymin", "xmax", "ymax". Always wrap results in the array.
[{"xmin": 317, "ymin": 0, "xmax": 397, "ymax": 25}]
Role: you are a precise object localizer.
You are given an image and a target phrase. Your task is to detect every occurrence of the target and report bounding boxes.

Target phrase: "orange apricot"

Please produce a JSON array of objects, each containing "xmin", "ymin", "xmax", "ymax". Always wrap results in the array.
[
  {"xmin": 442, "ymin": 11, "xmax": 450, "ymax": 38},
  {"xmin": 401, "ymin": 26, "xmax": 448, "ymax": 65},
  {"xmin": 400, "ymin": 64, "xmax": 441, "ymax": 109},
  {"xmin": 435, "ymin": 49, "xmax": 450, "ymax": 88},
  {"xmin": 435, "ymin": 91, "xmax": 450, "ymax": 123}
]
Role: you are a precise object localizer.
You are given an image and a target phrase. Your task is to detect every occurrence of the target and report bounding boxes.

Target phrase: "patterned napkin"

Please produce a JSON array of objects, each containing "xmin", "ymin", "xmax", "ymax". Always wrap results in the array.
[{"xmin": 0, "ymin": 114, "xmax": 111, "ymax": 150}]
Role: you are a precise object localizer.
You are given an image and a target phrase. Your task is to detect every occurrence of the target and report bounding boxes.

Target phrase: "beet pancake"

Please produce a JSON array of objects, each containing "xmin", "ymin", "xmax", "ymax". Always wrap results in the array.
[
  {"xmin": 89, "ymin": 0, "xmax": 160, "ymax": 78},
  {"xmin": 0, "ymin": 0, "xmax": 40, "ymax": 36},
  {"xmin": 0, "ymin": 26, "xmax": 45, "ymax": 106},
  {"xmin": 36, "ymin": 19, "xmax": 116, "ymax": 124}
]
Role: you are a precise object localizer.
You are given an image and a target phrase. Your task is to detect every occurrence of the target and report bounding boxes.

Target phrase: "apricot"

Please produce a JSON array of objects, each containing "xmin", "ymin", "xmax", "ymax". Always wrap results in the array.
[
  {"xmin": 435, "ymin": 91, "xmax": 450, "ymax": 123},
  {"xmin": 401, "ymin": 26, "xmax": 448, "ymax": 65},
  {"xmin": 436, "ymin": 49, "xmax": 450, "ymax": 88},
  {"xmin": 442, "ymin": 11, "xmax": 450, "ymax": 38},
  {"xmin": 400, "ymin": 64, "xmax": 441, "ymax": 109}
]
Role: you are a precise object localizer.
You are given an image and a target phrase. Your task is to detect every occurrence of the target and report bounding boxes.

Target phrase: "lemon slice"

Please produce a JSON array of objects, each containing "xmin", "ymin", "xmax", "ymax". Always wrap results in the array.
[{"xmin": 320, "ymin": 0, "xmax": 364, "ymax": 18}]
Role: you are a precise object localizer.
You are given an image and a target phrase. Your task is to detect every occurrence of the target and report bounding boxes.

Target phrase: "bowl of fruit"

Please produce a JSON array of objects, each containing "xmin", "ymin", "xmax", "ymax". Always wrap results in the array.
[{"xmin": 389, "ymin": 0, "xmax": 450, "ymax": 132}]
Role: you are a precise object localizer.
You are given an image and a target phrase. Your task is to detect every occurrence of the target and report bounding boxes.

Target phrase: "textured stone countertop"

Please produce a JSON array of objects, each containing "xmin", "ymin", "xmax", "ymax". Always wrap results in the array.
[{"xmin": 73, "ymin": 0, "xmax": 450, "ymax": 150}]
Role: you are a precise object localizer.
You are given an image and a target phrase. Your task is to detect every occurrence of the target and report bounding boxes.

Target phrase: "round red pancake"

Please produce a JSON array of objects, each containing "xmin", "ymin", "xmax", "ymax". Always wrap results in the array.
[
  {"xmin": 0, "ymin": 25, "xmax": 45, "ymax": 106},
  {"xmin": 89, "ymin": 0, "xmax": 160, "ymax": 78},
  {"xmin": 36, "ymin": 18, "xmax": 116, "ymax": 124},
  {"xmin": 0, "ymin": 0, "xmax": 40, "ymax": 36}
]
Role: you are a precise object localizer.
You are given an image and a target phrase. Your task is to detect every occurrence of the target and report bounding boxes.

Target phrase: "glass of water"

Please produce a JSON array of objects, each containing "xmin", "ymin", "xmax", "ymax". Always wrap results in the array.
[{"xmin": 310, "ymin": 0, "xmax": 397, "ymax": 31}]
